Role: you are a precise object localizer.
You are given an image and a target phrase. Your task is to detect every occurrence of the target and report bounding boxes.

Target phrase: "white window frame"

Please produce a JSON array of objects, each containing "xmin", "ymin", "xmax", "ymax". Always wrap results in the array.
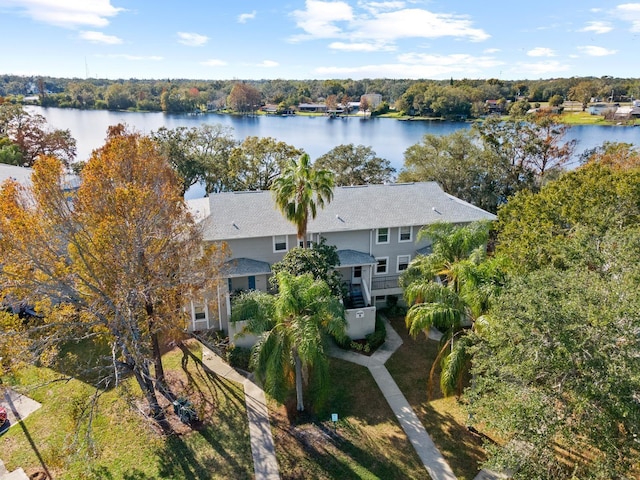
[
  {"xmin": 375, "ymin": 256, "xmax": 389, "ymax": 275},
  {"xmin": 191, "ymin": 301, "xmax": 209, "ymax": 330},
  {"xmin": 298, "ymin": 233, "xmax": 315, "ymax": 248},
  {"xmin": 398, "ymin": 226, "xmax": 413, "ymax": 243},
  {"xmin": 273, "ymin": 234, "xmax": 288, "ymax": 253},
  {"xmin": 376, "ymin": 227, "xmax": 390, "ymax": 244},
  {"xmin": 397, "ymin": 254, "xmax": 411, "ymax": 272}
]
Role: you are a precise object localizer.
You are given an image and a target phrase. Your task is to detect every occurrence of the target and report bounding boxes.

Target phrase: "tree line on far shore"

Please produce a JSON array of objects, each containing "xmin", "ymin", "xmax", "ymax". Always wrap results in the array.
[{"xmin": 2, "ymin": 74, "xmax": 639, "ymax": 117}]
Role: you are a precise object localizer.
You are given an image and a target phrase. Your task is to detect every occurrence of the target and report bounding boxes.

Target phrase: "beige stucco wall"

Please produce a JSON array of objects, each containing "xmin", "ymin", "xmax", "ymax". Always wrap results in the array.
[{"xmin": 344, "ymin": 306, "xmax": 376, "ymax": 339}]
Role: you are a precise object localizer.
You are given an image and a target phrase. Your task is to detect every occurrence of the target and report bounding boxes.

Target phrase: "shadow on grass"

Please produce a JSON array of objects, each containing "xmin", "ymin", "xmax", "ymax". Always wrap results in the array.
[
  {"xmin": 5, "ymin": 393, "xmax": 52, "ymax": 479},
  {"xmin": 53, "ymin": 336, "xmax": 117, "ymax": 390},
  {"xmin": 271, "ymin": 413, "xmax": 421, "ymax": 480},
  {"xmin": 268, "ymin": 356, "xmax": 427, "ymax": 479},
  {"xmin": 152, "ymin": 343, "xmax": 253, "ymax": 479},
  {"xmin": 386, "ymin": 315, "xmax": 487, "ymax": 480}
]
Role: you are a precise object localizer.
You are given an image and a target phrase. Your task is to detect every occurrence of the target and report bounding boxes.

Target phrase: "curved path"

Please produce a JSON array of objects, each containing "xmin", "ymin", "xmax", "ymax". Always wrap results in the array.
[
  {"xmin": 199, "ymin": 316, "xmax": 460, "ymax": 480},
  {"xmin": 200, "ymin": 345, "xmax": 280, "ymax": 480},
  {"xmin": 328, "ymin": 318, "xmax": 457, "ymax": 480}
]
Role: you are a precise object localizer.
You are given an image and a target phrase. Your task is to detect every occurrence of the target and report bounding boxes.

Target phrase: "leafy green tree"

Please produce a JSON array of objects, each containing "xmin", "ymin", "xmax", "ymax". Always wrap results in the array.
[
  {"xmin": 475, "ymin": 113, "xmax": 575, "ymax": 181},
  {"xmin": 151, "ymin": 125, "xmax": 207, "ymax": 194},
  {"xmin": 272, "ymin": 153, "xmax": 334, "ymax": 248},
  {"xmin": 228, "ymin": 136, "xmax": 302, "ymax": 191},
  {"xmin": 0, "ymin": 137, "xmax": 23, "ymax": 165},
  {"xmin": 399, "ymin": 130, "xmax": 519, "ymax": 213},
  {"xmin": 231, "ymin": 272, "xmax": 347, "ymax": 411},
  {"xmin": 401, "ymin": 221, "xmax": 502, "ymax": 397},
  {"xmin": 468, "ymin": 266, "xmax": 640, "ymax": 479},
  {"xmin": 508, "ymin": 99, "xmax": 531, "ymax": 117},
  {"xmin": 548, "ymin": 94, "xmax": 564, "ymax": 107},
  {"xmin": 270, "ymin": 239, "xmax": 343, "ymax": 297},
  {"xmin": 568, "ymin": 79, "xmax": 600, "ymax": 111},
  {"xmin": 0, "ymin": 104, "xmax": 76, "ymax": 166},
  {"xmin": 496, "ymin": 157, "xmax": 640, "ymax": 273},
  {"xmin": 315, "ymin": 144, "xmax": 395, "ymax": 186}
]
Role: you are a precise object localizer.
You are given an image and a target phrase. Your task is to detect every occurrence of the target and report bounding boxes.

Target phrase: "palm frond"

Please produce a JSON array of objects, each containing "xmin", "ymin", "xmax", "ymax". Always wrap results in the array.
[{"xmin": 440, "ymin": 333, "xmax": 474, "ymax": 397}]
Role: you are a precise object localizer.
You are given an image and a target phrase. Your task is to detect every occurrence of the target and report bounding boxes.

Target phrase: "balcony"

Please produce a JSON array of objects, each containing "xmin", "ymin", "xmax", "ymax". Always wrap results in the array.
[{"xmin": 371, "ymin": 275, "xmax": 400, "ymax": 291}]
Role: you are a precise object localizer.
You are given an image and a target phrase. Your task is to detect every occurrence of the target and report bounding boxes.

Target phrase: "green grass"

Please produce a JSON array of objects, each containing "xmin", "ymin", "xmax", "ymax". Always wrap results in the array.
[
  {"xmin": 269, "ymin": 357, "xmax": 428, "ymax": 479},
  {"xmin": 0, "ymin": 341, "xmax": 252, "ymax": 479},
  {"xmin": 385, "ymin": 316, "xmax": 487, "ymax": 480},
  {"xmin": 559, "ymin": 111, "xmax": 614, "ymax": 125}
]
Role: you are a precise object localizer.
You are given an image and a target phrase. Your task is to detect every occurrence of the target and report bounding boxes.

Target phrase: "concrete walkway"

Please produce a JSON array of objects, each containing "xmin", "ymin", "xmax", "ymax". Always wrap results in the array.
[
  {"xmin": 0, "ymin": 389, "xmax": 40, "ymax": 480},
  {"xmin": 200, "ymin": 345, "xmax": 280, "ymax": 480},
  {"xmin": 328, "ymin": 318, "xmax": 457, "ymax": 480}
]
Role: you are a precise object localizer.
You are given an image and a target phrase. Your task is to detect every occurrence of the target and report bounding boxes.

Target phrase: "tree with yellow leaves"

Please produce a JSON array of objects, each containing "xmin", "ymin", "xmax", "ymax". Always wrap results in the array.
[{"xmin": 0, "ymin": 127, "xmax": 227, "ymax": 431}]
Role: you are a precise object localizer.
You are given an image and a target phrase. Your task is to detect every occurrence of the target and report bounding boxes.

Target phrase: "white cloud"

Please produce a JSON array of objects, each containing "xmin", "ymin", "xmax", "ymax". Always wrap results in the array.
[
  {"xmin": 79, "ymin": 30, "xmax": 122, "ymax": 44},
  {"xmin": 580, "ymin": 21, "xmax": 613, "ymax": 34},
  {"xmin": 0, "ymin": 0, "xmax": 124, "ymax": 28},
  {"xmin": 354, "ymin": 9, "xmax": 490, "ymax": 42},
  {"xmin": 104, "ymin": 54, "xmax": 163, "ymax": 61},
  {"xmin": 329, "ymin": 41, "xmax": 396, "ymax": 51},
  {"xmin": 483, "ymin": 48, "xmax": 501, "ymax": 54},
  {"xmin": 201, "ymin": 59, "xmax": 228, "ymax": 66},
  {"xmin": 291, "ymin": 0, "xmax": 354, "ymax": 41},
  {"xmin": 527, "ymin": 47, "xmax": 556, "ymax": 57},
  {"xmin": 290, "ymin": 1, "xmax": 489, "ymax": 48},
  {"xmin": 514, "ymin": 60, "xmax": 570, "ymax": 76},
  {"xmin": 577, "ymin": 45, "xmax": 617, "ymax": 56},
  {"xmin": 615, "ymin": 3, "xmax": 640, "ymax": 32},
  {"xmin": 177, "ymin": 32, "xmax": 209, "ymax": 47},
  {"xmin": 315, "ymin": 52, "xmax": 503, "ymax": 79},
  {"xmin": 238, "ymin": 10, "xmax": 257, "ymax": 23},
  {"xmin": 360, "ymin": 1, "xmax": 406, "ymax": 15},
  {"xmin": 257, "ymin": 60, "xmax": 279, "ymax": 67}
]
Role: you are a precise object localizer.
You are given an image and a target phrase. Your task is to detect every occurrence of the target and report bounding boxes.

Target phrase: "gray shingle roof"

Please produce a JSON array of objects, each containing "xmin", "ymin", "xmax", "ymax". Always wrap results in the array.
[
  {"xmin": 337, "ymin": 249, "xmax": 377, "ymax": 267},
  {"xmin": 196, "ymin": 182, "xmax": 496, "ymax": 241},
  {"xmin": 224, "ymin": 258, "xmax": 271, "ymax": 277}
]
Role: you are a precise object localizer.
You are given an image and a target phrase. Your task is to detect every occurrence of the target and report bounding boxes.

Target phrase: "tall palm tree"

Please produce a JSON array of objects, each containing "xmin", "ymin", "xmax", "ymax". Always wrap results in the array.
[
  {"xmin": 271, "ymin": 153, "xmax": 334, "ymax": 248},
  {"xmin": 401, "ymin": 221, "xmax": 504, "ymax": 398},
  {"xmin": 231, "ymin": 272, "xmax": 347, "ymax": 411}
]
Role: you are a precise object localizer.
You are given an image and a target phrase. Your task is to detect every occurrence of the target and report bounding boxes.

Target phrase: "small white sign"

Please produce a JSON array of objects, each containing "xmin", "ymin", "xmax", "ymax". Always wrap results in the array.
[{"xmin": 331, "ymin": 413, "xmax": 338, "ymax": 422}]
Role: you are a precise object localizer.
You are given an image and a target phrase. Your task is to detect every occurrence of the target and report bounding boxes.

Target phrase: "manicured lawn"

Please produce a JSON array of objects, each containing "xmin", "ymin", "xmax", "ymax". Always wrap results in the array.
[
  {"xmin": 0, "ymin": 340, "xmax": 252, "ymax": 479},
  {"xmin": 385, "ymin": 316, "xmax": 487, "ymax": 480},
  {"xmin": 269, "ymin": 357, "xmax": 428, "ymax": 480},
  {"xmin": 560, "ymin": 111, "xmax": 613, "ymax": 125}
]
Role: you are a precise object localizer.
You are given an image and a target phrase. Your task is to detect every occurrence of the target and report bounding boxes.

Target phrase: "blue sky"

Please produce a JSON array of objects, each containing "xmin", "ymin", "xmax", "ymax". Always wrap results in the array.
[{"xmin": 1, "ymin": 1, "xmax": 639, "ymax": 80}]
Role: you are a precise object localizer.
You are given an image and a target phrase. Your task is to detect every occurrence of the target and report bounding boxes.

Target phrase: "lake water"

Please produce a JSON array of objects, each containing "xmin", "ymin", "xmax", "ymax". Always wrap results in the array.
[{"xmin": 29, "ymin": 106, "xmax": 640, "ymax": 198}]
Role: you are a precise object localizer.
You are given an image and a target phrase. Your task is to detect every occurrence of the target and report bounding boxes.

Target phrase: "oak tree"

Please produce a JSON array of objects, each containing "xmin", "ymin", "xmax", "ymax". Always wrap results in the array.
[{"xmin": 0, "ymin": 129, "xmax": 227, "ymax": 430}]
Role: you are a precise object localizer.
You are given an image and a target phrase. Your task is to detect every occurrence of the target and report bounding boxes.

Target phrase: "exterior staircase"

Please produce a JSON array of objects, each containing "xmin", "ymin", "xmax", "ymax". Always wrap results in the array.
[{"xmin": 349, "ymin": 287, "xmax": 366, "ymax": 308}]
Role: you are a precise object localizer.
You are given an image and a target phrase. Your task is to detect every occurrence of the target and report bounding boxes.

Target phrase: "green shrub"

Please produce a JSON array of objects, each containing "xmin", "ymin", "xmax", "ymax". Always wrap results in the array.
[
  {"xmin": 226, "ymin": 345, "xmax": 252, "ymax": 371},
  {"xmin": 365, "ymin": 317, "xmax": 387, "ymax": 350}
]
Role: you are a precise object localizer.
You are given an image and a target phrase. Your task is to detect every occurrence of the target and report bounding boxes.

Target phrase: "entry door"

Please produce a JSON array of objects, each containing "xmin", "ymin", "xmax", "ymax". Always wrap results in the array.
[
  {"xmin": 248, "ymin": 276, "xmax": 256, "ymax": 290},
  {"xmin": 351, "ymin": 266, "xmax": 362, "ymax": 285}
]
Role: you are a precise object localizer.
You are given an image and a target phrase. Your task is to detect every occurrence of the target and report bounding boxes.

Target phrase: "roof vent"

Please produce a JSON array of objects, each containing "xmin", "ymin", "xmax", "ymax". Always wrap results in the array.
[
  {"xmin": 232, "ymin": 221, "xmax": 239, "ymax": 229},
  {"xmin": 336, "ymin": 215, "xmax": 345, "ymax": 223},
  {"xmin": 432, "ymin": 207, "xmax": 441, "ymax": 215}
]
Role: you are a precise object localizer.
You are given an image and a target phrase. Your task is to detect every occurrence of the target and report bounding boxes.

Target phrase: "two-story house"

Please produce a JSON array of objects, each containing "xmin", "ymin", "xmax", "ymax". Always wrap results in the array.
[{"xmin": 186, "ymin": 182, "xmax": 496, "ymax": 345}]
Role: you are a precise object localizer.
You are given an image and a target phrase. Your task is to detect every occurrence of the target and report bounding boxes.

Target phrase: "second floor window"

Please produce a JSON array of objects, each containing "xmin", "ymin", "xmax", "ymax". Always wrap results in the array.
[
  {"xmin": 399, "ymin": 226, "xmax": 412, "ymax": 242},
  {"xmin": 377, "ymin": 228, "xmax": 389, "ymax": 244},
  {"xmin": 274, "ymin": 235, "xmax": 287, "ymax": 252}
]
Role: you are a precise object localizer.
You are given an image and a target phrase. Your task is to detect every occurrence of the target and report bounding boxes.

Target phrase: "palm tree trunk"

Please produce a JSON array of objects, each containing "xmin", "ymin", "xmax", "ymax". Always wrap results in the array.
[{"xmin": 294, "ymin": 352, "xmax": 304, "ymax": 411}]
